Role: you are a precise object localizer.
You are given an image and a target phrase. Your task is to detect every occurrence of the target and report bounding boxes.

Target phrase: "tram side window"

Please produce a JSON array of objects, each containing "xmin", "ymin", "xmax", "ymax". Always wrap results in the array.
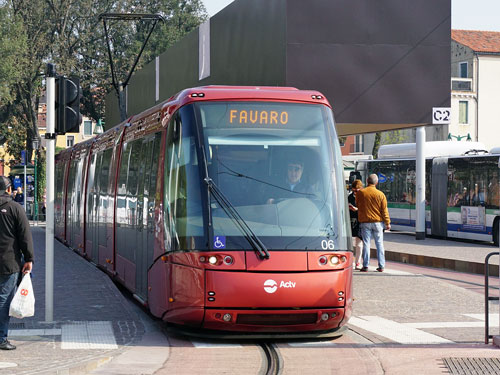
[
  {"xmin": 98, "ymin": 149, "xmax": 113, "ymax": 246},
  {"xmin": 86, "ymin": 153, "xmax": 98, "ymax": 229},
  {"xmin": 66, "ymin": 160, "xmax": 77, "ymax": 223},
  {"xmin": 447, "ymin": 158, "xmax": 470, "ymax": 207},
  {"xmin": 117, "ymin": 143, "xmax": 132, "ymax": 227},
  {"xmin": 127, "ymin": 140, "xmax": 142, "ymax": 227},
  {"xmin": 116, "ymin": 140, "xmax": 141, "ymax": 262},
  {"xmin": 55, "ymin": 162, "xmax": 66, "ymax": 226},
  {"xmin": 164, "ymin": 112, "xmax": 204, "ymax": 251},
  {"xmin": 74, "ymin": 157, "xmax": 85, "ymax": 232}
]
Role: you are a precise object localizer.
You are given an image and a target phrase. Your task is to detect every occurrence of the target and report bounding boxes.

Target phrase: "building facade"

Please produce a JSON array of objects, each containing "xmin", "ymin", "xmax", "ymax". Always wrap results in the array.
[{"xmin": 451, "ymin": 30, "xmax": 500, "ymax": 150}]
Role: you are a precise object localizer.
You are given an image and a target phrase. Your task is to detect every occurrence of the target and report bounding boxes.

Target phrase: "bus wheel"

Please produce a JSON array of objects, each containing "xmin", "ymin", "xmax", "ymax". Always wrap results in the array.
[{"xmin": 494, "ymin": 218, "xmax": 499, "ymax": 247}]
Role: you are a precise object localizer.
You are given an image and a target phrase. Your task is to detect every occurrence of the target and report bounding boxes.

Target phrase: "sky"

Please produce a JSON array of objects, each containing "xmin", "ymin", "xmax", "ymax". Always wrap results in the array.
[{"xmin": 203, "ymin": 0, "xmax": 500, "ymax": 32}]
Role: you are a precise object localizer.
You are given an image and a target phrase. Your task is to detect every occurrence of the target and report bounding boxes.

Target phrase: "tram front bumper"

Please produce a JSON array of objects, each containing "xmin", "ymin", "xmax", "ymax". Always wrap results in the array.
[{"xmin": 203, "ymin": 269, "xmax": 351, "ymax": 332}]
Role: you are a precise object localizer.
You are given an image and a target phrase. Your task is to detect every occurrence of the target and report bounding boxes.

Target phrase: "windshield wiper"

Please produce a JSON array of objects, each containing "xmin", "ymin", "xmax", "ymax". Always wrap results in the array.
[{"xmin": 204, "ymin": 177, "xmax": 270, "ymax": 259}]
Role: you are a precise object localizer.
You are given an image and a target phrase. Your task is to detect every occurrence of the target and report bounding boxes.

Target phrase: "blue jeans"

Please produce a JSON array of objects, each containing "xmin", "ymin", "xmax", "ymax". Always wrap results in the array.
[
  {"xmin": 0, "ymin": 273, "xmax": 19, "ymax": 341},
  {"xmin": 360, "ymin": 222, "xmax": 385, "ymax": 269}
]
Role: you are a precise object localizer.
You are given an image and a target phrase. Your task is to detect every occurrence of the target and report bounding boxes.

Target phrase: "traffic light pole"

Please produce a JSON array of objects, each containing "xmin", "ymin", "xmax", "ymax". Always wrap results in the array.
[{"xmin": 45, "ymin": 64, "xmax": 56, "ymax": 323}]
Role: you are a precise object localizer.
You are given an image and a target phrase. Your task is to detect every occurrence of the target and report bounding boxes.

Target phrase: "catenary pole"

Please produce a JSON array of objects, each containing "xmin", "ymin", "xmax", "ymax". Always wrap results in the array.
[
  {"xmin": 45, "ymin": 64, "xmax": 55, "ymax": 322},
  {"xmin": 415, "ymin": 126, "xmax": 426, "ymax": 240}
]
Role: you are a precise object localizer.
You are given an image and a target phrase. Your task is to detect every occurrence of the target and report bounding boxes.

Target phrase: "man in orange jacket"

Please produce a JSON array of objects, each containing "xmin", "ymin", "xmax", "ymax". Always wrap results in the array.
[{"xmin": 355, "ymin": 174, "xmax": 391, "ymax": 272}]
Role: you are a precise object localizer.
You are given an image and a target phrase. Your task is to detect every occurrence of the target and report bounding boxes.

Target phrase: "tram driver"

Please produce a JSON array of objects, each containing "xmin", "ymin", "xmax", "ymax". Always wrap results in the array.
[{"xmin": 266, "ymin": 157, "xmax": 315, "ymax": 204}]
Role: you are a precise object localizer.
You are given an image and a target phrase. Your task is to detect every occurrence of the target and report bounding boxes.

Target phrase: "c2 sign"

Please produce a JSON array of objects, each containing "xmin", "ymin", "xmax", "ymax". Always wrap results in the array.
[{"xmin": 432, "ymin": 107, "xmax": 451, "ymax": 124}]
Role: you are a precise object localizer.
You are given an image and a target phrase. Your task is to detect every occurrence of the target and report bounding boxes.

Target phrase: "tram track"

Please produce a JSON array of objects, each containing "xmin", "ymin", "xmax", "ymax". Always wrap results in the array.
[{"xmin": 259, "ymin": 342, "xmax": 281, "ymax": 375}]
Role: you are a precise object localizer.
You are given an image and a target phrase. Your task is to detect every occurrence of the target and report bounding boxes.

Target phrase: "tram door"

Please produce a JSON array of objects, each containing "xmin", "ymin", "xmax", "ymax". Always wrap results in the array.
[
  {"xmin": 86, "ymin": 150, "xmax": 112, "ymax": 265},
  {"xmin": 135, "ymin": 133, "xmax": 161, "ymax": 300}
]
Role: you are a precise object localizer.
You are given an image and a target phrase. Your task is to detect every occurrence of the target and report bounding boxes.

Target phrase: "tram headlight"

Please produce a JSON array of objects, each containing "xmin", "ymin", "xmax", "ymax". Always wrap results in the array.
[
  {"xmin": 330, "ymin": 256, "xmax": 340, "ymax": 265},
  {"xmin": 223, "ymin": 313, "xmax": 232, "ymax": 322},
  {"xmin": 208, "ymin": 256, "xmax": 218, "ymax": 265},
  {"xmin": 223, "ymin": 255, "xmax": 233, "ymax": 265},
  {"xmin": 321, "ymin": 313, "xmax": 329, "ymax": 321}
]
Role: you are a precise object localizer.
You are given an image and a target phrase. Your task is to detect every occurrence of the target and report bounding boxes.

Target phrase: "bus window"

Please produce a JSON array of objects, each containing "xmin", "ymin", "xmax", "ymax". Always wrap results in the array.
[
  {"xmin": 370, "ymin": 160, "xmax": 400, "ymax": 203},
  {"xmin": 447, "ymin": 158, "xmax": 470, "ymax": 207},
  {"xmin": 425, "ymin": 159, "xmax": 432, "ymax": 206},
  {"xmin": 470, "ymin": 157, "xmax": 489, "ymax": 207},
  {"xmin": 399, "ymin": 160, "xmax": 416, "ymax": 204}
]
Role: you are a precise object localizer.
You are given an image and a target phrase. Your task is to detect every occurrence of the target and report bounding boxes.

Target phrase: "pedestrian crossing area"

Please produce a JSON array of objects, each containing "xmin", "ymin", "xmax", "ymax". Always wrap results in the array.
[
  {"xmin": 9, "ymin": 321, "xmax": 118, "ymax": 350},
  {"xmin": 7, "ymin": 314, "xmax": 497, "ymax": 348}
]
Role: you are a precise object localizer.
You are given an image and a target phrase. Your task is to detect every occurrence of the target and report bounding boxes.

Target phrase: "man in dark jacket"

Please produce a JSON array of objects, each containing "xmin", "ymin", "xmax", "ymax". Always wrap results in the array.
[
  {"xmin": 267, "ymin": 158, "xmax": 315, "ymax": 203},
  {"xmin": 0, "ymin": 176, "xmax": 34, "ymax": 350}
]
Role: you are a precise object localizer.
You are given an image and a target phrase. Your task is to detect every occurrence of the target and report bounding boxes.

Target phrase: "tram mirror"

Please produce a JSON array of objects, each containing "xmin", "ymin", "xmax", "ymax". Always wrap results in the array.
[{"xmin": 172, "ymin": 114, "xmax": 181, "ymax": 142}]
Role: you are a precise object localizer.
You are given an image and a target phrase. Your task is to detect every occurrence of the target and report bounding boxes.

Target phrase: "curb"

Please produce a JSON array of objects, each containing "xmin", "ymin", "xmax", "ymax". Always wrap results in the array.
[{"xmin": 371, "ymin": 248, "xmax": 500, "ymax": 276}]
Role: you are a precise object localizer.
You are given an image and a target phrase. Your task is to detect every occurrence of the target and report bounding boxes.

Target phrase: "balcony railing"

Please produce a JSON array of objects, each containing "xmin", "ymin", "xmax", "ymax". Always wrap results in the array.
[{"xmin": 451, "ymin": 78, "xmax": 473, "ymax": 92}]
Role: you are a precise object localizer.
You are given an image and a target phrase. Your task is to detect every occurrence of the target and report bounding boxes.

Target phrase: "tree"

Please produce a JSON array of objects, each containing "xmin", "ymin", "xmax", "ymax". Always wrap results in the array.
[
  {"xmin": 372, "ymin": 132, "xmax": 382, "ymax": 159},
  {"xmin": 382, "ymin": 129, "xmax": 410, "ymax": 145},
  {"xmin": 0, "ymin": 5, "xmax": 25, "ymax": 105},
  {"xmin": 0, "ymin": 0, "xmax": 208, "ymax": 165},
  {"xmin": 0, "ymin": 3, "xmax": 27, "ymax": 165}
]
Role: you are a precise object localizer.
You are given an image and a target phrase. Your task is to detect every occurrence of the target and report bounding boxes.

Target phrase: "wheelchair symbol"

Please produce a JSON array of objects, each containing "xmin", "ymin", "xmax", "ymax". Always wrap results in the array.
[{"xmin": 214, "ymin": 236, "xmax": 225, "ymax": 249}]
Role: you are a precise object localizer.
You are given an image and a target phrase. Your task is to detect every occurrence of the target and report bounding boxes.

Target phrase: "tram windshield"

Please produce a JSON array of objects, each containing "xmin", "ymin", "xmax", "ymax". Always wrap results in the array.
[{"xmin": 196, "ymin": 101, "xmax": 349, "ymax": 251}]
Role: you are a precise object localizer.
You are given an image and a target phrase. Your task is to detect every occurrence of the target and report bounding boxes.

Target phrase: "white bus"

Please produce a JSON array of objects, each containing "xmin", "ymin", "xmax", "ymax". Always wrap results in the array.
[{"xmin": 356, "ymin": 141, "xmax": 500, "ymax": 245}]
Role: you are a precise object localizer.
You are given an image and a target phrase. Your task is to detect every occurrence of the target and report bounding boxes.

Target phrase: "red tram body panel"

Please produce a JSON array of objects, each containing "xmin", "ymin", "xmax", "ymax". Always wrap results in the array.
[{"xmin": 55, "ymin": 86, "xmax": 353, "ymax": 336}]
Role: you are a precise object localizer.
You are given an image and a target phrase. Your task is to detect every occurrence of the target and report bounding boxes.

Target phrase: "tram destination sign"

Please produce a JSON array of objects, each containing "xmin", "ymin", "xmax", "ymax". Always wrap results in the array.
[{"xmin": 198, "ymin": 102, "xmax": 325, "ymax": 130}]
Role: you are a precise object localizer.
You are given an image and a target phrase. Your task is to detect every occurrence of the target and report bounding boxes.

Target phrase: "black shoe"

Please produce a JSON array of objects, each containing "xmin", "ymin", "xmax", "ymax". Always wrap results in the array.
[
  {"xmin": 360, "ymin": 267, "xmax": 368, "ymax": 272},
  {"xmin": 0, "ymin": 340, "xmax": 16, "ymax": 350},
  {"xmin": 376, "ymin": 267, "xmax": 384, "ymax": 272}
]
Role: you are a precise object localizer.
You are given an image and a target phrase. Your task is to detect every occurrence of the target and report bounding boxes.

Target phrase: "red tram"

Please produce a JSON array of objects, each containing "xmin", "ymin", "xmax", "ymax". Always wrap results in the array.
[{"xmin": 55, "ymin": 86, "xmax": 353, "ymax": 335}]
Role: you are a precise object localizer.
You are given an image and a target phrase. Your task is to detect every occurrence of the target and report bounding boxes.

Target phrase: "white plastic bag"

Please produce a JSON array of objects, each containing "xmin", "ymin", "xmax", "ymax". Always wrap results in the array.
[{"xmin": 9, "ymin": 273, "xmax": 35, "ymax": 318}]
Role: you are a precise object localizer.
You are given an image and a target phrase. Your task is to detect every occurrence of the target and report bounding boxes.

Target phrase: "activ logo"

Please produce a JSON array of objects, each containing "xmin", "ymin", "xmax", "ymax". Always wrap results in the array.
[
  {"xmin": 263, "ymin": 279, "xmax": 296, "ymax": 294},
  {"xmin": 264, "ymin": 279, "xmax": 278, "ymax": 294}
]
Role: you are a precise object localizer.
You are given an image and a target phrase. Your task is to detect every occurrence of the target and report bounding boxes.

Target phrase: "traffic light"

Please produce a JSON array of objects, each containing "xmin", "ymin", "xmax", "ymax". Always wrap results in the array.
[{"xmin": 55, "ymin": 76, "xmax": 82, "ymax": 134}]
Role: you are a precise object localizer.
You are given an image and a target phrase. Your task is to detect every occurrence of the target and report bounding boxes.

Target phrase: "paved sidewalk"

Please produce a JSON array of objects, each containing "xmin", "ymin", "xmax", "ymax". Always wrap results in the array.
[
  {"xmin": 374, "ymin": 231, "xmax": 500, "ymax": 275},
  {"xmin": 1, "ymin": 226, "xmax": 499, "ymax": 374},
  {"xmin": 0, "ymin": 227, "xmax": 149, "ymax": 374}
]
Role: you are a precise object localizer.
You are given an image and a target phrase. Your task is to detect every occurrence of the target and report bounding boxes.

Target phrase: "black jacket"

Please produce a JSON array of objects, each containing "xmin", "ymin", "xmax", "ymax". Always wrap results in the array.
[
  {"xmin": 0, "ymin": 193, "xmax": 34, "ymax": 274},
  {"xmin": 348, "ymin": 191, "xmax": 360, "ymax": 238}
]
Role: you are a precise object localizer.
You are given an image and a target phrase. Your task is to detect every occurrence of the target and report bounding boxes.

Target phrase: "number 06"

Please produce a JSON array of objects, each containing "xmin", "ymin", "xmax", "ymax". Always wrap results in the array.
[{"xmin": 321, "ymin": 240, "xmax": 335, "ymax": 250}]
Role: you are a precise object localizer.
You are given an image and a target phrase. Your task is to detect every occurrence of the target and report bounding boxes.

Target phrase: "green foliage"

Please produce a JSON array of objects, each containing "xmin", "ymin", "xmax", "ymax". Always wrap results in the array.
[
  {"xmin": 35, "ymin": 150, "xmax": 45, "ymax": 205},
  {"xmin": 0, "ymin": 117, "xmax": 26, "ymax": 167},
  {"xmin": 0, "ymin": 0, "xmax": 207, "ymax": 163},
  {"xmin": 382, "ymin": 129, "xmax": 410, "ymax": 145},
  {"xmin": 0, "ymin": 5, "xmax": 26, "ymax": 105},
  {"xmin": 372, "ymin": 132, "xmax": 381, "ymax": 159}
]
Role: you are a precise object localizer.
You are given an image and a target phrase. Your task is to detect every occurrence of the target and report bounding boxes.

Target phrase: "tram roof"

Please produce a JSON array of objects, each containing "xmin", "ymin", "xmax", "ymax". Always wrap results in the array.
[
  {"xmin": 168, "ymin": 86, "xmax": 332, "ymax": 108},
  {"xmin": 378, "ymin": 141, "xmax": 488, "ymax": 159}
]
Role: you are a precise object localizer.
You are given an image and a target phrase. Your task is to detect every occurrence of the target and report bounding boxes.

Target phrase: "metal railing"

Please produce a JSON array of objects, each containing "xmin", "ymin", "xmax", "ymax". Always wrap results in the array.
[
  {"xmin": 485, "ymin": 251, "xmax": 499, "ymax": 344},
  {"xmin": 451, "ymin": 77, "xmax": 473, "ymax": 92}
]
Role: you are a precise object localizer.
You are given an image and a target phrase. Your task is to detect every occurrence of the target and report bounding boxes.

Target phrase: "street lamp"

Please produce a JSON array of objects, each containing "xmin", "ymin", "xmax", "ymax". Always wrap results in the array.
[
  {"xmin": 94, "ymin": 119, "xmax": 104, "ymax": 135},
  {"xmin": 448, "ymin": 133, "xmax": 472, "ymax": 141}
]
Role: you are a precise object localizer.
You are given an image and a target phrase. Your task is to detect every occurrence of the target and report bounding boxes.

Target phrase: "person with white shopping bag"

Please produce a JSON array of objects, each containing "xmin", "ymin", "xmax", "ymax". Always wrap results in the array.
[{"xmin": 0, "ymin": 176, "xmax": 34, "ymax": 350}]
